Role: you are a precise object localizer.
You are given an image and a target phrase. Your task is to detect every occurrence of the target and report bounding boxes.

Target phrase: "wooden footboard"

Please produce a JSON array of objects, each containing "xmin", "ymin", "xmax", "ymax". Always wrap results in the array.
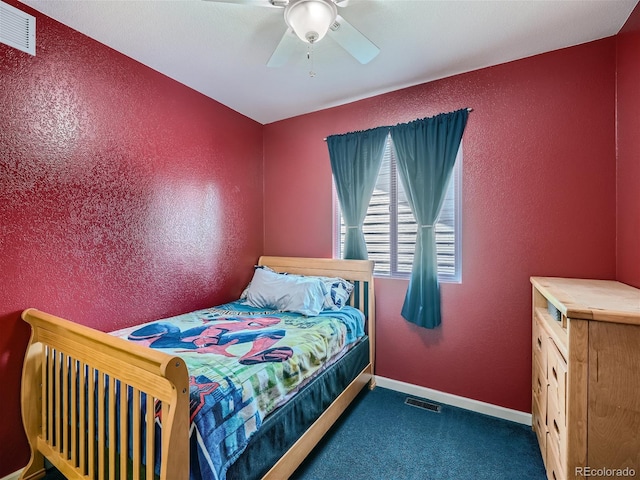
[
  {"xmin": 20, "ymin": 256, "xmax": 374, "ymax": 480},
  {"xmin": 20, "ymin": 309, "xmax": 190, "ymax": 480}
]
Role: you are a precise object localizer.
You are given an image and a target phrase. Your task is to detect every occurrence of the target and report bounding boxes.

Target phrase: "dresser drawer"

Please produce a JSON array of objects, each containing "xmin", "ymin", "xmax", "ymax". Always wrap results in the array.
[
  {"xmin": 533, "ymin": 316, "xmax": 548, "ymax": 374},
  {"xmin": 532, "ymin": 394, "xmax": 547, "ymax": 465},
  {"xmin": 547, "ymin": 339, "xmax": 567, "ymax": 422},
  {"xmin": 545, "ymin": 432, "xmax": 567, "ymax": 480},
  {"xmin": 532, "ymin": 360, "xmax": 547, "ymax": 425},
  {"xmin": 547, "ymin": 390, "xmax": 566, "ymax": 465}
]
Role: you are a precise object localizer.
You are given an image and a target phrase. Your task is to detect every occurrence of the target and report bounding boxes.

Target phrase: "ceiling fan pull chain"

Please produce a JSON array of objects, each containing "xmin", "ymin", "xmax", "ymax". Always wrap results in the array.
[{"xmin": 307, "ymin": 44, "xmax": 316, "ymax": 78}]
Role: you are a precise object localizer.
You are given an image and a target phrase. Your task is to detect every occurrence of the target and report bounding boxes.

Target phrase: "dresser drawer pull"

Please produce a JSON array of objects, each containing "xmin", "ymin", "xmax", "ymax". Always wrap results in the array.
[
  {"xmin": 552, "ymin": 365, "xmax": 558, "ymax": 381},
  {"xmin": 537, "ymin": 337, "xmax": 543, "ymax": 349},
  {"xmin": 553, "ymin": 418, "xmax": 560, "ymax": 435}
]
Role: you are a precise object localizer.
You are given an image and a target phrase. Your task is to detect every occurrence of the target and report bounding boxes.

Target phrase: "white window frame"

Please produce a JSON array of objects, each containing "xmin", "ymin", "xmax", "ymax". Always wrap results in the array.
[{"xmin": 333, "ymin": 134, "xmax": 462, "ymax": 283}]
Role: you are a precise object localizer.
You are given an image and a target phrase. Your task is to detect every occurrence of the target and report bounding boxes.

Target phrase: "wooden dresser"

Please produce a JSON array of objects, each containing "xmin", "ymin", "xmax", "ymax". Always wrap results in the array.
[{"xmin": 531, "ymin": 277, "xmax": 640, "ymax": 480}]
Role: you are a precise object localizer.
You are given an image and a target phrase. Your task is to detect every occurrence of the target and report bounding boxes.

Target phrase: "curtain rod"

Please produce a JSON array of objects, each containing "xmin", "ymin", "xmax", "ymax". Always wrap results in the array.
[{"xmin": 323, "ymin": 108, "xmax": 473, "ymax": 141}]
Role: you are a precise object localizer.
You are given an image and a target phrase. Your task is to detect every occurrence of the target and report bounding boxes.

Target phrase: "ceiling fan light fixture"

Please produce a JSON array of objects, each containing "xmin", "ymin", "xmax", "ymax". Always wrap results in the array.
[{"xmin": 285, "ymin": 0, "xmax": 337, "ymax": 44}]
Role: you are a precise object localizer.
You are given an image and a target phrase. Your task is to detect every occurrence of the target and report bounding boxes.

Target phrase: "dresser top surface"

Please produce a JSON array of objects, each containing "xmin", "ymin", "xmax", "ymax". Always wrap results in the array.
[{"xmin": 531, "ymin": 277, "xmax": 640, "ymax": 325}]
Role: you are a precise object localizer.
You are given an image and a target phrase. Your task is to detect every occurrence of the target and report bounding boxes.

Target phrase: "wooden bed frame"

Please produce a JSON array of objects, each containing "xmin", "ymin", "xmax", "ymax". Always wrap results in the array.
[{"xmin": 20, "ymin": 256, "xmax": 376, "ymax": 480}]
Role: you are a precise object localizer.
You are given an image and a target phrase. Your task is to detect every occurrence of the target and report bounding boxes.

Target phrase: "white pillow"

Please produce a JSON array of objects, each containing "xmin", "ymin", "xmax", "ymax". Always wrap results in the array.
[
  {"xmin": 245, "ymin": 267, "xmax": 327, "ymax": 316},
  {"xmin": 239, "ymin": 265, "xmax": 275, "ymax": 299}
]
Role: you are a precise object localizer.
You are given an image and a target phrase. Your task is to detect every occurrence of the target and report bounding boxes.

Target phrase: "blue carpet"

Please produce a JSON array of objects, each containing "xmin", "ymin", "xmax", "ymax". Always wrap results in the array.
[{"xmin": 291, "ymin": 387, "xmax": 546, "ymax": 480}]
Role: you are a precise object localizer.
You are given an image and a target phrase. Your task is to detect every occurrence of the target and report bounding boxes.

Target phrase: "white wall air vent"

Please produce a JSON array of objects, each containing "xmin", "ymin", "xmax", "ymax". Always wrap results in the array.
[{"xmin": 0, "ymin": 1, "xmax": 36, "ymax": 56}]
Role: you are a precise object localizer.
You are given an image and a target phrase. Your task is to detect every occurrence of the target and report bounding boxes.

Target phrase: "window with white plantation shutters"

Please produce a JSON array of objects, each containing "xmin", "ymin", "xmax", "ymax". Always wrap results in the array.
[{"xmin": 335, "ymin": 134, "xmax": 461, "ymax": 282}]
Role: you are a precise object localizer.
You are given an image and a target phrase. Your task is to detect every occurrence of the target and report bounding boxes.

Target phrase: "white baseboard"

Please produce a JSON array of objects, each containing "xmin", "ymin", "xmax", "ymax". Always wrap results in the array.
[
  {"xmin": 0, "ymin": 469, "xmax": 23, "ymax": 480},
  {"xmin": 375, "ymin": 376, "xmax": 532, "ymax": 426}
]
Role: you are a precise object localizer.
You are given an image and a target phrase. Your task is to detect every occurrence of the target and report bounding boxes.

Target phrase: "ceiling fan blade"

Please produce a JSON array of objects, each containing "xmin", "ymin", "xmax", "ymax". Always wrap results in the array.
[
  {"xmin": 329, "ymin": 14, "xmax": 379, "ymax": 64},
  {"xmin": 203, "ymin": 0, "xmax": 286, "ymax": 7},
  {"xmin": 267, "ymin": 28, "xmax": 299, "ymax": 67}
]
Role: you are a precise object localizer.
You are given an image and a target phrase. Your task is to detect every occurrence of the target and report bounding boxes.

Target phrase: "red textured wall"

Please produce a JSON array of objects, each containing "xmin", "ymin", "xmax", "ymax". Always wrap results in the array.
[
  {"xmin": 616, "ymin": 3, "xmax": 640, "ymax": 288},
  {"xmin": 263, "ymin": 39, "xmax": 617, "ymax": 413},
  {"xmin": 0, "ymin": 2, "xmax": 263, "ymax": 475}
]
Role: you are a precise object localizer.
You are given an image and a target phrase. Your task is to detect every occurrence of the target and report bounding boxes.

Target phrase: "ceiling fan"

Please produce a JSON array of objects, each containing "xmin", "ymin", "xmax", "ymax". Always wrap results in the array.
[{"xmin": 206, "ymin": 0, "xmax": 380, "ymax": 67}]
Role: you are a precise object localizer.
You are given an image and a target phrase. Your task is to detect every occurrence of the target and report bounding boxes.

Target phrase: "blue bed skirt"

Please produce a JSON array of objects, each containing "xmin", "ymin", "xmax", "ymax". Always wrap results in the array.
[{"xmin": 225, "ymin": 337, "xmax": 371, "ymax": 480}]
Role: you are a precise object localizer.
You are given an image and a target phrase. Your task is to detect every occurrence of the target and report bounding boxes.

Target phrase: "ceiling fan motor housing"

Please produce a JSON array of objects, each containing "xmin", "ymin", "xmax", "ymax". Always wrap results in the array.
[{"xmin": 284, "ymin": 0, "xmax": 338, "ymax": 44}]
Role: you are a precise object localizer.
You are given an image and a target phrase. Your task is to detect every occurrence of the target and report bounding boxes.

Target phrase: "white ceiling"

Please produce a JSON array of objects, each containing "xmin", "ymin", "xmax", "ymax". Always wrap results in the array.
[{"xmin": 19, "ymin": 0, "xmax": 639, "ymax": 125}]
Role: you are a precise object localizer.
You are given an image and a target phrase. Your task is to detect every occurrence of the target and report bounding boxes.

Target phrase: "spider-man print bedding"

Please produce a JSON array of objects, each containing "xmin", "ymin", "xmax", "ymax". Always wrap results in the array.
[{"xmin": 110, "ymin": 300, "xmax": 365, "ymax": 480}]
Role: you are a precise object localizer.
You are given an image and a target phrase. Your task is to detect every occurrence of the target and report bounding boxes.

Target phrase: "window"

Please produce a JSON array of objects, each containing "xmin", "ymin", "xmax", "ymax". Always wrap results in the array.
[{"xmin": 334, "ymin": 134, "xmax": 462, "ymax": 282}]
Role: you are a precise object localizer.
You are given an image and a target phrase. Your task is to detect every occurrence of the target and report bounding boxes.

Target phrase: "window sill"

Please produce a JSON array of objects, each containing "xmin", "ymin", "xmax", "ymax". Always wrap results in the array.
[{"xmin": 373, "ymin": 273, "xmax": 461, "ymax": 284}]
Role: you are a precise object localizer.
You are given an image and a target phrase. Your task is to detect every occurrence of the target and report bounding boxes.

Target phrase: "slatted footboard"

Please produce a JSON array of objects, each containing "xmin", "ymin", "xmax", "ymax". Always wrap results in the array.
[{"xmin": 20, "ymin": 309, "xmax": 190, "ymax": 480}]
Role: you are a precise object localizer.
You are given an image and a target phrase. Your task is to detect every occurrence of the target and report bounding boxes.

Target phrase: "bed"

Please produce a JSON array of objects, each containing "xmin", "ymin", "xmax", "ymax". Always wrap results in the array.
[{"xmin": 19, "ymin": 256, "xmax": 376, "ymax": 480}]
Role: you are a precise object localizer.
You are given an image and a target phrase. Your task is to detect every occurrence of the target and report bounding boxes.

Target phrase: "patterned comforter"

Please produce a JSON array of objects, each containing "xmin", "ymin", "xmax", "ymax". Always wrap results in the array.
[{"xmin": 111, "ymin": 300, "xmax": 365, "ymax": 480}]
